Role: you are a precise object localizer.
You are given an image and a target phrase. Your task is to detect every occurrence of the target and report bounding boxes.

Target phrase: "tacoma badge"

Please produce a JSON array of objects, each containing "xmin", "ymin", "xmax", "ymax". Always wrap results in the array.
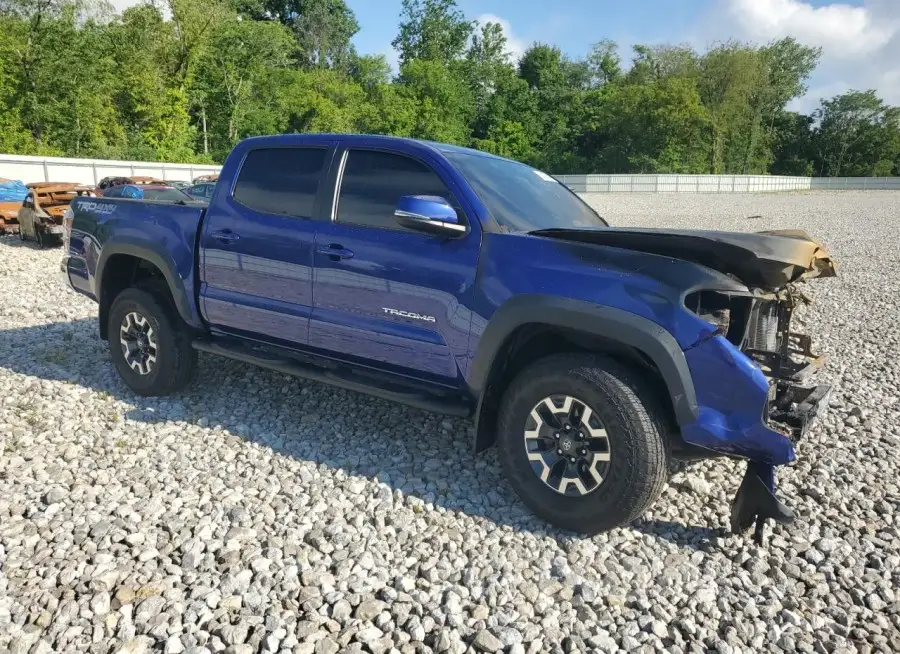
[{"xmin": 382, "ymin": 308, "xmax": 436, "ymax": 322}]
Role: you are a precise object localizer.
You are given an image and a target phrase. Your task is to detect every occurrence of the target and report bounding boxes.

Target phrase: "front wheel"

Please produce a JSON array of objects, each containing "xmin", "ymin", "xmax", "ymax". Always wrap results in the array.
[
  {"xmin": 108, "ymin": 288, "xmax": 197, "ymax": 396},
  {"xmin": 497, "ymin": 354, "xmax": 669, "ymax": 534}
]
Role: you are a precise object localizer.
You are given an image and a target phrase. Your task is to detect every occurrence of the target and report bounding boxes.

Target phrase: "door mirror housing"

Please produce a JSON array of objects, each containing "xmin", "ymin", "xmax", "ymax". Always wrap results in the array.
[{"xmin": 394, "ymin": 195, "xmax": 466, "ymax": 237}]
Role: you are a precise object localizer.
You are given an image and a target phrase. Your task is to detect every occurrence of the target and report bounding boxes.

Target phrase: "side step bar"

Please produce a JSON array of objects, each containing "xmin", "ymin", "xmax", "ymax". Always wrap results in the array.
[{"xmin": 191, "ymin": 339, "xmax": 473, "ymax": 418}]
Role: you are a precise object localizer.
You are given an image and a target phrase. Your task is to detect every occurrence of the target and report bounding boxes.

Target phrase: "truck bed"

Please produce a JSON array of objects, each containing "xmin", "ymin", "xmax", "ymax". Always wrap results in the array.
[{"xmin": 64, "ymin": 197, "xmax": 207, "ymax": 326}]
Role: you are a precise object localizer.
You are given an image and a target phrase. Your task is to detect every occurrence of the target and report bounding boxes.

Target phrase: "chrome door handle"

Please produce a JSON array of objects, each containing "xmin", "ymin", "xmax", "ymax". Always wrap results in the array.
[
  {"xmin": 316, "ymin": 244, "xmax": 354, "ymax": 260},
  {"xmin": 211, "ymin": 229, "xmax": 240, "ymax": 243}
]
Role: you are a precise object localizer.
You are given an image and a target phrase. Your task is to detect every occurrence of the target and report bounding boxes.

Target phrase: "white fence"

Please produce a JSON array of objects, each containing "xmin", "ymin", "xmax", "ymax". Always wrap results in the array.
[
  {"xmin": 810, "ymin": 177, "xmax": 900, "ymax": 190},
  {"xmin": 556, "ymin": 174, "xmax": 813, "ymax": 193},
  {"xmin": 1, "ymin": 153, "xmax": 898, "ymax": 192},
  {"xmin": 0, "ymin": 153, "xmax": 221, "ymax": 186},
  {"xmin": 556, "ymin": 174, "xmax": 900, "ymax": 193}
]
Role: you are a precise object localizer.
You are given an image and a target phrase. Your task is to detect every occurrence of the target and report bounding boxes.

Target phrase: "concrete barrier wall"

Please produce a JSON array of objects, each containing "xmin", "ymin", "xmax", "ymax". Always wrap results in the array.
[{"xmin": 0, "ymin": 154, "xmax": 221, "ymax": 186}]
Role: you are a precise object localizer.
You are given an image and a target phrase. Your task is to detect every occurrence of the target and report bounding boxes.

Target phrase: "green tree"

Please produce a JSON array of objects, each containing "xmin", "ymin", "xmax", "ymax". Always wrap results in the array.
[
  {"xmin": 349, "ymin": 53, "xmax": 392, "ymax": 90},
  {"xmin": 473, "ymin": 120, "xmax": 535, "ymax": 161},
  {"xmin": 739, "ymin": 38, "xmax": 820, "ymax": 174},
  {"xmin": 771, "ymin": 111, "xmax": 815, "ymax": 176},
  {"xmin": 392, "ymin": 0, "xmax": 473, "ymax": 67},
  {"xmin": 518, "ymin": 43, "xmax": 566, "ymax": 90},
  {"xmin": 465, "ymin": 20, "xmax": 515, "ymax": 140},
  {"xmin": 398, "ymin": 58, "xmax": 472, "ymax": 144},
  {"xmin": 164, "ymin": 0, "xmax": 231, "ymax": 84},
  {"xmin": 813, "ymin": 90, "xmax": 900, "ymax": 177},
  {"xmin": 0, "ymin": 0, "xmax": 896, "ymax": 178},
  {"xmin": 244, "ymin": 0, "xmax": 359, "ymax": 69},
  {"xmin": 108, "ymin": 4, "xmax": 198, "ymax": 161},
  {"xmin": 696, "ymin": 41, "xmax": 766, "ymax": 173},
  {"xmin": 628, "ymin": 44, "xmax": 698, "ymax": 84},
  {"xmin": 513, "ymin": 44, "xmax": 590, "ymax": 171},
  {"xmin": 193, "ymin": 17, "xmax": 295, "ymax": 157},
  {"xmin": 576, "ymin": 78, "xmax": 709, "ymax": 173},
  {"xmin": 586, "ymin": 39, "xmax": 621, "ymax": 87}
]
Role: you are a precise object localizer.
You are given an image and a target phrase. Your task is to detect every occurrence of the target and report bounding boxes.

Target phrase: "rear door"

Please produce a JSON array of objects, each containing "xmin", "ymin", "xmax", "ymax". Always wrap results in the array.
[
  {"xmin": 309, "ymin": 145, "xmax": 481, "ymax": 384},
  {"xmin": 199, "ymin": 144, "xmax": 334, "ymax": 348}
]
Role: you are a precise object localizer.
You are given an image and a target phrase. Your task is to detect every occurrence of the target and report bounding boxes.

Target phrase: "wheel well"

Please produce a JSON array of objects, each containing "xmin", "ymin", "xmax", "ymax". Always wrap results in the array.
[
  {"xmin": 473, "ymin": 323, "xmax": 679, "ymax": 453},
  {"xmin": 98, "ymin": 255, "xmax": 170, "ymax": 340}
]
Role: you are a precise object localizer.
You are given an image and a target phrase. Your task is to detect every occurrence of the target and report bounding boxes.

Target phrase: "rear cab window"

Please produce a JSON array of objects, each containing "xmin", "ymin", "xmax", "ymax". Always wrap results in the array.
[
  {"xmin": 141, "ymin": 188, "xmax": 191, "ymax": 202},
  {"xmin": 233, "ymin": 147, "xmax": 328, "ymax": 218}
]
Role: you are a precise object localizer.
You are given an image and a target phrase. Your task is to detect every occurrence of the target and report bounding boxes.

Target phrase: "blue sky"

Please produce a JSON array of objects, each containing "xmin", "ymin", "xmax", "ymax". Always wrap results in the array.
[
  {"xmin": 345, "ymin": 0, "xmax": 900, "ymax": 111},
  {"xmin": 347, "ymin": 0, "xmax": 714, "ymax": 63}
]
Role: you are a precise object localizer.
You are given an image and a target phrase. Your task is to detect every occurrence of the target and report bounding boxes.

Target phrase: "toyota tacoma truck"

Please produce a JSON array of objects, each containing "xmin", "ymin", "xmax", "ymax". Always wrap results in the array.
[{"xmin": 61, "ymin": 134, "xmax": 836, "ymax": 542}]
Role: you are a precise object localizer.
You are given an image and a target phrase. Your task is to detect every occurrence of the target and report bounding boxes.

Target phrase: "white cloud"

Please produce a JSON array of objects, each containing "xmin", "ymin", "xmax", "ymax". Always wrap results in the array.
[
  {"xmin": 475, "ymin": 14, "xmax": 527, "ymax": 61},
  {"xmin": 729, "ymin": 0, "xmax": 896, "ymax": 56},
  {"xmin": 718, "ymin": 0, "xmax": 900, "ymax": 108}
]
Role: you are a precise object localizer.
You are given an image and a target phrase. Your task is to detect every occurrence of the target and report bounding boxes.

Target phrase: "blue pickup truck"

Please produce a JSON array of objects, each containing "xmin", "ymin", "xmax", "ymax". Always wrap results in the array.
[{"xmin": 61, "ymin": 134, "xmax": 836, "ymax": 541}]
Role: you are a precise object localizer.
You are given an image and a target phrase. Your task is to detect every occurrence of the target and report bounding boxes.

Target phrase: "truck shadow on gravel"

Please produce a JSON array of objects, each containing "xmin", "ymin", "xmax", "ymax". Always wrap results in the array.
[{"xmin": 0, "ymin": 315, "xmax": 724, "ymax": 551}]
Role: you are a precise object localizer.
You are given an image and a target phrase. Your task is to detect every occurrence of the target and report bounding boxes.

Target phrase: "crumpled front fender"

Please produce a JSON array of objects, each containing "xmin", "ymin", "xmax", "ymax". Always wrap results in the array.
[{"xmin": 680, "ymin": 334, "xmax": 796, "ymax": 466}]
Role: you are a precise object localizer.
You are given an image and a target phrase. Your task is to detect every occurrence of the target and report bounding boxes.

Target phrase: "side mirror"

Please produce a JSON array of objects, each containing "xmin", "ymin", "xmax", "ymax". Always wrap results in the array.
[{"xmin": 394, "ymin": 195, "xmax": 466, "ymax": 237}]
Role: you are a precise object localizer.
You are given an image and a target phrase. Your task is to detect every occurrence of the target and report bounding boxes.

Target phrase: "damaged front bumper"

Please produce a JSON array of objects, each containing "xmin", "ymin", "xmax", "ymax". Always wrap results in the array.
[
  {"xmin": 679, "ymin": 293, "xmax": 832, "ymax": 543},
  {"xmin": 729, "ymin": 370, "xmax": 832, "ymax": 544}
]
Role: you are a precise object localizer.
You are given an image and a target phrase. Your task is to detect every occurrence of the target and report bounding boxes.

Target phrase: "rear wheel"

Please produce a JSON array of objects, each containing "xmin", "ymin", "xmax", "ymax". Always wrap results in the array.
[
  {"xmin": 497, "ymin": 353, "xmax": 669, "ymax": 534},
  {"xmin": 108, "ymin": 288, "xmax": 197, "ymax": 396}
]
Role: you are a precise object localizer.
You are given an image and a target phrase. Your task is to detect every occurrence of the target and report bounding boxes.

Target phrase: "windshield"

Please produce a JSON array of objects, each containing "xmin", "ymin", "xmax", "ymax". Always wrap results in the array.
[{"xmin": 444, "ymin": 151, "xmax": 607, "ymax": 231}]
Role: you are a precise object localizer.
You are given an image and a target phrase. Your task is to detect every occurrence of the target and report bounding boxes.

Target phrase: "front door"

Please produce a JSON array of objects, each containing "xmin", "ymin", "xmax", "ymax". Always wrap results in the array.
[
  {"xmin": 309, "ymin": 147, "xmax": 481, "ymax": 385},
  {"xmin": 199, "ymin": 145, "xmax": 333, "ymax": 348}
]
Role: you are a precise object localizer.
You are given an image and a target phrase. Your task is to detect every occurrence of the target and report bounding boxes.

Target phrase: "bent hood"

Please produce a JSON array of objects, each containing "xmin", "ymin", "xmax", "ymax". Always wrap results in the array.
[{"xmin": 532, "ymin": 227, "xmax": 837, "ymax": 289}]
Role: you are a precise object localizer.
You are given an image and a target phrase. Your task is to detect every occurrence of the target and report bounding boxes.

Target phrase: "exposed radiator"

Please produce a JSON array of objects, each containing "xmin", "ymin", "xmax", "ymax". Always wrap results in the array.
[{"xmin": 747, "ymin": 302, "xmax": 780, "ymax": 352}]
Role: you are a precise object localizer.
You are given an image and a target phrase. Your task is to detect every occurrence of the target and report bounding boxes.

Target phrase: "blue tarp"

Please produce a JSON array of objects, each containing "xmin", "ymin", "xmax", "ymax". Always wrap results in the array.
[{"xmin": 0, "ymin": 179, "xmax": 28, "ymax": 203}]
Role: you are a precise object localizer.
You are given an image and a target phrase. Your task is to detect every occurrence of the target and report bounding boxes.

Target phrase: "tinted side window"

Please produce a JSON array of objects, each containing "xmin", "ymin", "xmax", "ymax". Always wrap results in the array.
[
  {"xmin": 103, "ymin": 187, "xmax": 122, "ymax": 198},
  {"xmin": 337, "ymin": 150, "xmax": 455, "ymax": 230},
  {"xmin": 234, "ymin": 147, "xmax": 327, "ymax": 218}
]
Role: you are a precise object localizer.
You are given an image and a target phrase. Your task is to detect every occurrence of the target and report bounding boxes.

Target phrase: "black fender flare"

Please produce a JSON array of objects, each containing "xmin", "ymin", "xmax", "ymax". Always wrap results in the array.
[
  {"xmin": 96, "ymin": 239, "xmax": 197, "ymax": 331},
  {"xmin": 468, "ymin": 295, "xmax": 699, "ymax": 451}
]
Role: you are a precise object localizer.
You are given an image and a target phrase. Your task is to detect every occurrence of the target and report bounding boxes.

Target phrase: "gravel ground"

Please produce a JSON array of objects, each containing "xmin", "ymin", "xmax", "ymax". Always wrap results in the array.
[{"xmin": 1, "ymin": 190, "xmax": 898, "ymax": 654}]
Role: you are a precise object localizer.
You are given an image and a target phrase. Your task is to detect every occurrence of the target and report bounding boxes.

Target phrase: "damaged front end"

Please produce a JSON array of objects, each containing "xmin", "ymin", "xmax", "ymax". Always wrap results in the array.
[
  {"xmin": 688, "ymin": 284, "xmax": 833, "ymax": 444},
  {"xmin": 0, "ymin": 202, "xmax": 21, "ymax": 235},
  {"xmin": 532, "ymin": 223, "xmax": 837, "ymax": 542},
  {"xmin": 683, "ymin": 248, "xmax": 836, "ymax": 543}
]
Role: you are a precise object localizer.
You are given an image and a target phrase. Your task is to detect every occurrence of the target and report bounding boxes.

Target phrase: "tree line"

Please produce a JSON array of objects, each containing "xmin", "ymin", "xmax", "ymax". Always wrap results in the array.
[{"xmin": 1, "ymin": 0, "xmax": 898, "ymax": 176}]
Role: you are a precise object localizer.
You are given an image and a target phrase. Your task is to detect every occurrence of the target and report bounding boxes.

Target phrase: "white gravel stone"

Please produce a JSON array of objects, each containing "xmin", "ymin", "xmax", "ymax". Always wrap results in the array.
[{"xmin": 1, "ymin": 191, "xmax": 899, "ymax": 653}]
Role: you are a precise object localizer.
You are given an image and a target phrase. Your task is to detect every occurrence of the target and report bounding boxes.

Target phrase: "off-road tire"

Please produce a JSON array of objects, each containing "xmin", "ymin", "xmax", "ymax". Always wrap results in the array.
[
  {"xmin": 108, "ymin": 288, "xmax": 197, "ymax": 396},
  {"xmin": 497, "ymin": 353, "xmax": 669, "ymax": 534}
]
